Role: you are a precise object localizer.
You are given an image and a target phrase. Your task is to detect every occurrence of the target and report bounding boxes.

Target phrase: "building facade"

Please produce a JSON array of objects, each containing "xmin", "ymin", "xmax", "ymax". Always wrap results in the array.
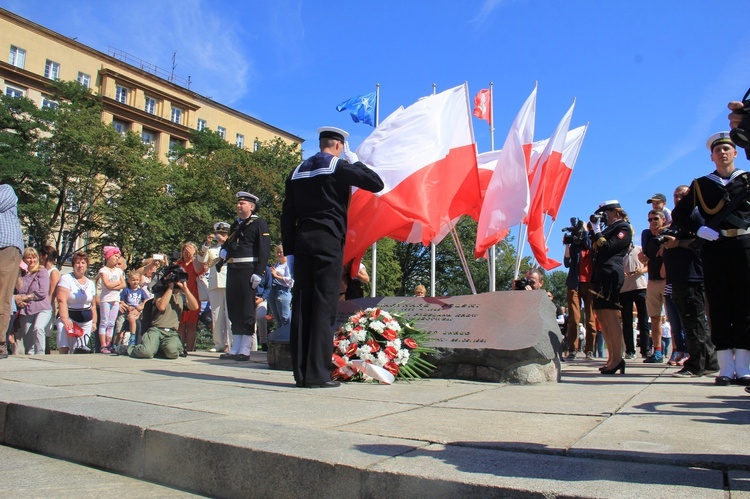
[{"xmin": 0, "ymin": 8, "xmax": 303, "ymax": 163}]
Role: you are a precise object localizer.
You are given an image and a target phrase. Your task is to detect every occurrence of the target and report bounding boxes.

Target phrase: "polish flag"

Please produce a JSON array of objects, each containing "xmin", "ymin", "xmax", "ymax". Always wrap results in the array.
[
  {"xmin": 343, "ymin": 83, "xmax": 478, "ymax": 264},
  {"xmin": 474, "ymin": 85, "xmax": 536, "ymax": 258},
  {"xmin": 525, "ymin": 101, "xmax": 575, "ymax": 270},
  {"xmin": 473, "ymin": 89, "xmax": 491, "ymax": 122},
  {"xmin": 542, "ymin": 124, "xmax": 588, "ymax": 220}
]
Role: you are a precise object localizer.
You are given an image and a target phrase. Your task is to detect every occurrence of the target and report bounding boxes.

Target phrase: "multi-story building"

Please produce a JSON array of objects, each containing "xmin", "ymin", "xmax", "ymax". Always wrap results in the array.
[{"xmin": 0, "ymin": 7, "xmax": 303, "ymax": 162}]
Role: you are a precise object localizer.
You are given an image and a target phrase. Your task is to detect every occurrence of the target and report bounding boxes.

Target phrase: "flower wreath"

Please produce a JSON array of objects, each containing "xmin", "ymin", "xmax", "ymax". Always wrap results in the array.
[{"xmin": 332, "ymin": 307, "xmax": 436, "ymax": 383}]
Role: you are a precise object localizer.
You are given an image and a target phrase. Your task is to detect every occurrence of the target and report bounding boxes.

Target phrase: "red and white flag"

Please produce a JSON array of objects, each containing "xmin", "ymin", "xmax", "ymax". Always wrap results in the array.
[
  {"xmin": 343, "ymin": 83, "xmax": 478, "ymax": 264},
  {"xmin": 474, "ymin": 85, "xmax": 537, "ymax": 258},
  {"xmin": 525, "ymin": 101, "xmax": 575, "ymax": 270},
  {"xmin": 473, "ymin": 89, "xmax": 491, "ymax": 123},
  {"xmin": 542, "ymin": 124, "xmax": 588, "ymax": 220}
]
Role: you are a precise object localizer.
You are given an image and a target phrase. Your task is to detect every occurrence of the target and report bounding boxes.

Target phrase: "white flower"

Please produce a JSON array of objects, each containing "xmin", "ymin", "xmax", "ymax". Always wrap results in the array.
[
  {"xmin": 350, "ymin": 329, "xmax": 367, "ymax": 343},
  {"xmin": 396, "ymin": 348, "xmax": 411, "ymax": 365},
  {"xmin": 337, "ymin": 338, "xmax": 350, "ymax": 354},
  {"xmin": 375, "ymin": 351, "xmax": 388, "ymax": 367},
  {"xmin": 369, "ymin": 320, "xmax": 386, "ymax": 333},
  {"xmin": 387, "ymin": 338, "xmax": 402, "ymax": 350},
  {"xmin": 388, "ymin": 321, "xmax": 401, "ymax": 332}
]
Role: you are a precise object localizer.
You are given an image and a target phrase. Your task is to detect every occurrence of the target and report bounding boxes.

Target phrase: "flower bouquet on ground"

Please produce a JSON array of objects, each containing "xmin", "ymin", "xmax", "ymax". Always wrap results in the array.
[{"xmin": 332, "ymin": 307, "xmax": 436, "ymax": 384}]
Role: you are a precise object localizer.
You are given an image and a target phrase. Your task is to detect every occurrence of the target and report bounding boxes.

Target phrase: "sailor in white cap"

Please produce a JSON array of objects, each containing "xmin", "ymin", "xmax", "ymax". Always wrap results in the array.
[
  {"xmin": 219, "ymin": 191, "xmax": 270, "ymax": 360},
  {"xmin": 201, "ymin": 221, "xmax": 232, "ymax": 353},
  {"xmin": 672, "ymin": 132, "xmax": 750, "ymax": 386},
  {"xmin": 281, "ymin": 127, "xmax": 384, "ymax": 388},
  {"xmin": 589, "ymin": 199, "xmax": 632, "ymax": 375}
]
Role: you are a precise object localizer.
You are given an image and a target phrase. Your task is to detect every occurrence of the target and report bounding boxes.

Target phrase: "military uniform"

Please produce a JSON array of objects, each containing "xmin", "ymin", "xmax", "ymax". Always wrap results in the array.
[
  {"xmin": 590, "ymin": 202, "xmax": 632, "ymax": 310},
  {"xmin": 281, "ymin": 127, "xmax": 383, "ymax": 387},
  {"xmin": 222, "ymin": 193, "xmax": 270, "ymax": 358}
]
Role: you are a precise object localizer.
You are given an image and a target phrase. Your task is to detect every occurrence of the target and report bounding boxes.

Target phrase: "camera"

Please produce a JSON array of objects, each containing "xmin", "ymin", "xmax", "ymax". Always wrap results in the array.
[
  {"xmin": 151, "ymin": 259, "xmax": 189, "ymax": 294},
  {"xmin": 513, "ymin": 277, "xmax": 532, "ymax": 290},
  {"xmin": 730, "ymin": 87, "xmax": 750, "ymax": 160},
  {"xmin": 590, "ymin": 212, "xmax": 608, "ymax": 225},
  {"xmin": 562, "ymin": 217, "xmax": 586, "ymax": 245},
  {"xmin": 653, "ymin": 227, "xmax": 684, "ymax": 246}
]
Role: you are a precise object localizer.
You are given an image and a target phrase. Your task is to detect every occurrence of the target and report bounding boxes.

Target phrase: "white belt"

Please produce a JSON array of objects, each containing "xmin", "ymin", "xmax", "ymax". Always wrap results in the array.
[
  {"xmin": 227, "ymin": 257, "xmax": 257, "ymax": 263},
  {"xmin": 720, "ymin": 228, "xmax": 750, "ymax": 237}
]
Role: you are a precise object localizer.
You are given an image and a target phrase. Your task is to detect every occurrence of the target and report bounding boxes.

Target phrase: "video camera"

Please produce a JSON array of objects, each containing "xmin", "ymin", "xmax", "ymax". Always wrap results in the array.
[
  {"xmin": 653, "ymin": 227, "xmax": 686, "ymax": 246},
  {"xmin": 730, "ymin": 87, "xmax": 750, "ymax": 160},
  {"xmin": 151, "ymin": 251, "xmax": 189, "ymax": 294},
  {"xmin": 561, "ymin": 217, "xmax": 586, "ymax": 245},
  {"xmin": 513, "ymin": 277, "xmax": 532, "ymax": 290}
]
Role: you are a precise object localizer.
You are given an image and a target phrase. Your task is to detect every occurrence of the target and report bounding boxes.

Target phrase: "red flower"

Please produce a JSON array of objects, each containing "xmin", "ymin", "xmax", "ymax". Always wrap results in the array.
[
  {"xmin": 371, "ymin": 308, "xmax": 381, "ymax": 318},
  {"xmin": 332, "ymin": 354, "xmax": 346, "ymax": 367},
  {"xmin": 366, "ymin": 339, "xmax": 381, "ymax": 353},
  {"xmin": 381, "ymin": 329, "xmax": 398, "ymax": 341},
  {"xmin": 346, "ymin": 343, "xmax": 359, "ymax": 358},
  {"xmin": 384, "ymin": 345, "xmax": 398, "ymax": 359},
  {"xmin": 403, "ymin": 338, "xmax": 418, "ymax": 349},
  {"xmin": 384, "ymin": 362, "xmax": 400, "ymax": 375},
  {"xmin": 332, "ymin": 366, "xmax": 352, "ymax": 381}
]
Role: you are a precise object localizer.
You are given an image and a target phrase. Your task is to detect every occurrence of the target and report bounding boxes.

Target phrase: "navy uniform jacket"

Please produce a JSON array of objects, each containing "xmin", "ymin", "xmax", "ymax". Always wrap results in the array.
[
  {"xmin": 224, "ymin": 215, "xmax": 270, "ymax": 276},
  {"xmin": 590, "ymin": 219, "xmax": 632, "ymax": 285},
  {"xmin": 672, "ymin": 169, "xmax": 750, "ymax": 234},
  {"xmin": 281, "ymin": 152, "xmax": 384, "ymax": 253}
]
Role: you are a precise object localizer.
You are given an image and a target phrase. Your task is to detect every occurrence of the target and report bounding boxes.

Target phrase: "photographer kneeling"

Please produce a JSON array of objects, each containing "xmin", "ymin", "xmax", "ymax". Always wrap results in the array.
[{"xmin": 117, "ymin": 268, "xmax": 199, "ymax": 359}]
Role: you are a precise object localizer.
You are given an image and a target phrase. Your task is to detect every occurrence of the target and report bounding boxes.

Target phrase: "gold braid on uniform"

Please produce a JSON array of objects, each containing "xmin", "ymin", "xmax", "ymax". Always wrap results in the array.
[{"xmin": 693, "ymin": 180, "xmax": 725, "ymax": 215}]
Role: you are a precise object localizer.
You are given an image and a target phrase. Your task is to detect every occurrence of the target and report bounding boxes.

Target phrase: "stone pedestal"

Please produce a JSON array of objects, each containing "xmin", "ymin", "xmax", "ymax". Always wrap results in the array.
[{"xmin": 268, "ymin": 291, "xmax": 561, "ymax": 384}]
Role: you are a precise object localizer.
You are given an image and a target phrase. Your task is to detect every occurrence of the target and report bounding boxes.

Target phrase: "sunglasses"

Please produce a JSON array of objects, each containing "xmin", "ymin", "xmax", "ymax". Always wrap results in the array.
[{"xmin": 647, "ymin": 217, "xmax": 661, "ymax": 222}]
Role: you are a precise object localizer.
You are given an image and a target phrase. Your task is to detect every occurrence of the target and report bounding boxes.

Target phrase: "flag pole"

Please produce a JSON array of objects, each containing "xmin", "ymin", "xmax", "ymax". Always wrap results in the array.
[
  {"xmin": 430, "ymin": 83, "xmax": 437, "ymax": 297},
  {"xmin": 370, "ymin": 83, "xmax": 380, "ymax": 297},
  {"xmin": 488, "ymin": 82, "xmax": 497, "ymax": 292}
]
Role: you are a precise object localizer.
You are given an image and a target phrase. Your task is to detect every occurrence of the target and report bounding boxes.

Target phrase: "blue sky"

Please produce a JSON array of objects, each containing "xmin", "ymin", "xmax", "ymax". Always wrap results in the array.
[{"xmin": 4, "ymin": 0, "xmax": 750, "ymax": 267}]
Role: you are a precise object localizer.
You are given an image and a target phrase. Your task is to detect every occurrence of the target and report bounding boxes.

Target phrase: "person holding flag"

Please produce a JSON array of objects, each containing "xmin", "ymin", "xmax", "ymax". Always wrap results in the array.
[{"xmin": 281, "ymin": 127, "xmax": 383, "ymax": 388}]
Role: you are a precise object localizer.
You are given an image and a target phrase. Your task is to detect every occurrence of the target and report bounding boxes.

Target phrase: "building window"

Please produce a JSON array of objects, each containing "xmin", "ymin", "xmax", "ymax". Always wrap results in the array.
[
  {"xmin": 171, "ymin": 106, "xmax": 182, "ymax": 124},
  {"xmin": 217, "ymin": 126, "xmax": 226, "ymax": 139},
  {"xmin": 197, "ymin": 119, "xmax": 207, "ymax": 131},
  {"xmin": 236, "ymin": 134, "xmax": 245, "ymax": 149},
  {"xmin": 9, "ymin": 45, "xmax": 25, "ymax": 68},
  {"xmin": 115, "ymin": 85, "xmax": 129, "ymax": 104},
  {"xmin": 5, "ymin": 84, "xmax": 25, "ymax": 98},
  {"xmin": 41, "ymin": 95, "xmax": 59, "ymax": 109},
  {"xmin": 61, "ymin": 230, "xmax": 75, "ymax": 259},
  {"xmin": 141, "ymin": 129, "xmax": 156, "ymax": 145},
  {"xmin": 44, "ymin": 60, "xmax": 61, "ymax": 80},
  {"xmin": 253, "ymin": 139, "xmax": 261, "ymax": 152},
  {"xmin": 112, "ymin": 119, "xmax": 129, "ymax": 134},
  {"xmin": 77, "ymin": 72, "xmax": 91, "ymax": 89},
  {"xmin": 144, "ymin": 96, "xmax": 157, "ymax": 115}
]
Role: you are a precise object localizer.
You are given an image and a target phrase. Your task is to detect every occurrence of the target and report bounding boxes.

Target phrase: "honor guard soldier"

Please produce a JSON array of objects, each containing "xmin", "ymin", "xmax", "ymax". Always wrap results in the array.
[
  {"xmin": 672, "ymin": 132, "xmax": 750, "ymax": 386},
  {"xmin": 281, "ymin": 126, "xmax": 384, "ymax": 388},
  {"xmin": 219, "ymin": 191, "xmax": 270, "ymax": 361}
]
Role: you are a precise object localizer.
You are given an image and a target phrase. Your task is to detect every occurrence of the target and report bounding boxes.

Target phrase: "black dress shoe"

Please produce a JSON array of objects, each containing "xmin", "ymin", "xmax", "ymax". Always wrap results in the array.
[
  {"xmin": 715, "ymin": 376, "xmax": 733, "ymax": 386},
  {"xmin": 219, "ymin": 353, "xmax": 237, "ymax": 360},
  {"xmin": 236, "ymin": 354, "xmax": 250, "ymax": 361},
  {"xmin": 305, "ymin": 380, "xmax": 341, "ymax": 388}
]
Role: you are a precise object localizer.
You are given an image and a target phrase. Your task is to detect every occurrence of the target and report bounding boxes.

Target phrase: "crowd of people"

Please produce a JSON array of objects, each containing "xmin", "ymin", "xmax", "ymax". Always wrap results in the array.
[{"xmin": 555, "ymin": 127, "xmax": 750, "ymax": 387}]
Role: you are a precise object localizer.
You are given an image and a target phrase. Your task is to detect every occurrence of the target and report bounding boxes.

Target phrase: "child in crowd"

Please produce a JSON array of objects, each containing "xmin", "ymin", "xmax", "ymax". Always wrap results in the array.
[
  {"xmin": 118, "ymin": 271, "xmax": 150, "ymax": 347},
  {"xmin": 661, "ymin": 315, "xmax": 672, "ymax": 360},
  {"xmin": 98, "ymin": 246, "xmax": 125, "ymax": 353}
]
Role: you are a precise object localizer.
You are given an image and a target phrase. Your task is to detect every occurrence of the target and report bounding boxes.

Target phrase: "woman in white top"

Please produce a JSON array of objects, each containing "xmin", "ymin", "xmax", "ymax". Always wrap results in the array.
[
  {"xmin": 39, "ymin": 245, "xmax": 60, "ymax": 354},
  {"xmin": 98, "ymin": 246, "xmax": 125, "ymax": 353},
  {"xmin": 57, "ymin": 252, "xmax": 97, "ymax": 354}
]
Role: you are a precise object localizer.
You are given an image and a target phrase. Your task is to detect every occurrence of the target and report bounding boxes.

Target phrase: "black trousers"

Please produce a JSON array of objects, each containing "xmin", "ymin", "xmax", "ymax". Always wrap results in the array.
[
  {"xmin": 226, "ymin": 264, "xmax": 256, "ymax": 335},
  {"xmin": 702, "ymin": 236, "xmax": 750, "ymax": 350},
  {"xmin": 290, "ymin": 228, "xmax": 343, "ymax": 385},
  {"xmin": 620, "ymin": 288, "xmax": 649, "ymax": 356},
  {"xmin": 671, "ymin": 281, "xmax": 717, "ymax": 373}
]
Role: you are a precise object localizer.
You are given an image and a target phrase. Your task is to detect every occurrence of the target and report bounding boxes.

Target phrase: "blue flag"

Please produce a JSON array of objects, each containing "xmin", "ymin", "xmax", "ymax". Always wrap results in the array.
[{"xmin": 336, "ymin": 92, "xmax": 376, "ymax": 126}]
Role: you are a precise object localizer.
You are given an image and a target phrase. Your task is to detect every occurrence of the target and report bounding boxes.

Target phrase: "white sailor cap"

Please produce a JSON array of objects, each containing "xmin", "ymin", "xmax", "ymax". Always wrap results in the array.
[
  {"xmin": 318, "ymin": 126, "xmax": 349, "ymax": 142},
  {"xmin": 236, "ymin": 191, "xmax": 259, "ymax": 203},
  {"xmin": 213, "ymin": 222, "xmax": 230, "ymax": 233},
  {"xmin": 706, "ymin": 131, "xmax": 735, "ymax": 151},
  {"xmin": 595, "ymin": 200, "xmax": 621, "ymax": 213}
]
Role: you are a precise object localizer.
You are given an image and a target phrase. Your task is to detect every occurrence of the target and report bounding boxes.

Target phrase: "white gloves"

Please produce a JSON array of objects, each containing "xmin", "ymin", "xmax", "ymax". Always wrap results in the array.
[
  {"xmin": 696, "ymin": 226, "xmax": 719, "ymax": 241},
  {"xmin": 590, "ymin": 219, "xmax": 602, "ymax": 234},
  {"xmin": 219, "ymin": 249, "xmax": 227, "ymax": 260},
  {"xmin": 250, "ymin": 274, "xmax": 261, "ymax": 289},
  {"xmin": 343, "ymin": 141, "xmax": 359, "ymax": 164}
]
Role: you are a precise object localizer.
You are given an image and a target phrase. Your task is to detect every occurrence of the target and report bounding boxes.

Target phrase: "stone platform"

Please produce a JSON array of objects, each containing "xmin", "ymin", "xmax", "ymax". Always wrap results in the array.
[{"xmin": 1, "ymin": 352, "xmax": 750, "ymax": 498}]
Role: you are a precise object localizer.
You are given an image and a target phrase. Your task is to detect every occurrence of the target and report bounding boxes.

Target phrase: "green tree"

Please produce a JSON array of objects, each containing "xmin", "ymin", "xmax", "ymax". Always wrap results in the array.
[{"xmin": 547, "ymin": 270, "xmax": 568, "ymax": 306}]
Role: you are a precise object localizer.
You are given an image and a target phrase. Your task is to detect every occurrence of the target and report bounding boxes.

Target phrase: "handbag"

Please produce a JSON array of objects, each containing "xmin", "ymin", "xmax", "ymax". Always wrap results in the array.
[{"xmin": 65, "ymin": 321, "xmax": 85, "ymax": 337}]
